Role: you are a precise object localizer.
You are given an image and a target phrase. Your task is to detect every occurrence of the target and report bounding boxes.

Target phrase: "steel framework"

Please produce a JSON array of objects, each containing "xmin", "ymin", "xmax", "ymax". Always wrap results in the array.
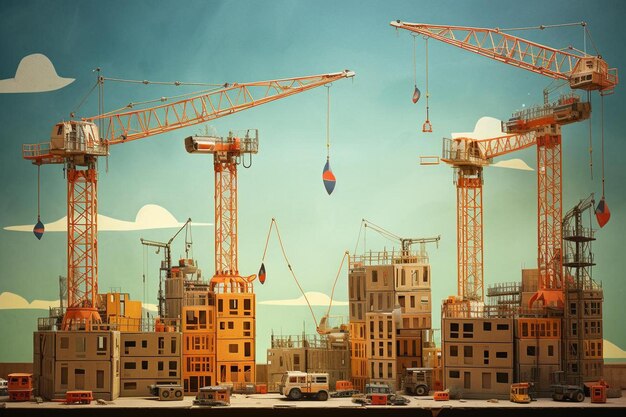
[{"xmin": 23, "ymin": 70, "xmax": 355, "ymax": 329}]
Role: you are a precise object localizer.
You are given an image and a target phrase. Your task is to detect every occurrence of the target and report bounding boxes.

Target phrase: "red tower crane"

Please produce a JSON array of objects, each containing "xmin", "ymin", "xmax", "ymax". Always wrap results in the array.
[
  {"xmin": 22, "ymin": 70, "xmax": 355, "ymax": 330},
  {"xmin": 392, "ymin": 21, "xmax": 616, "ymax": 308}
]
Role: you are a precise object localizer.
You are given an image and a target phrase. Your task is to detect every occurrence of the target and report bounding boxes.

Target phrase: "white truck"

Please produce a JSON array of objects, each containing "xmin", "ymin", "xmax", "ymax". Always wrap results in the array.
[{"xmin": 278, "ymin": 371, "xmax": 330, "ymax": 401}]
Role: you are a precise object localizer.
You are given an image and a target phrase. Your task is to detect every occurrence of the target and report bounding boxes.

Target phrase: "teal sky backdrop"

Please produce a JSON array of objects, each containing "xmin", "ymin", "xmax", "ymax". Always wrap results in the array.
[{"xmin": 0, "ymin": 0, "xmax": 625, "ymax": 363}]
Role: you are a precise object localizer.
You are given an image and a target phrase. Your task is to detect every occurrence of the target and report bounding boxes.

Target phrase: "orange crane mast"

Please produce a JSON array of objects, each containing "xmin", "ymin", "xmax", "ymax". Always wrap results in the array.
[
  {"xmin": 22, "ymin": 70, "xmax": 355, "ymax": 330},
  {"xmin": 392, "ymin": 20, "xmax": 616, "ymax": 308},
  {"xmin": 441, "ymin": 131, "xmax": 537, "ymax": 304}
]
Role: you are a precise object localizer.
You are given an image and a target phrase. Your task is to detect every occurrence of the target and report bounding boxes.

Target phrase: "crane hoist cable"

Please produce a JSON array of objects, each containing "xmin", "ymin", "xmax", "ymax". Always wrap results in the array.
[
  {"xmin": 322, "ymin": 84, "xmax": 337, "ymax": 195},
  {"xmin": 595, "ymin": 94, "xmax": 610, "ymax": 227},
  {"xmin": 33, "ymin": 165, "xmax": 44, "ymax": 240},
  {"xmin": 259, "ymin": 218, "xmax": 350, "ymax": 331},
  {"xmin": 411, "ymin": 35, "xmax": 420, "ymax": 104},
  {"xmin": 422, "ymin": 37, "xmax": 432, "ymax": 133}
]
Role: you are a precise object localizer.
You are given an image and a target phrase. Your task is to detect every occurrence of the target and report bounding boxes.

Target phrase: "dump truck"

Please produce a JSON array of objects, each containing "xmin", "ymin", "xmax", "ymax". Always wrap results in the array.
[
  {"xmin": 402, "ymin": 367, "xmax": 433, "ymax": 396},
  {"xmin": 278, "ymin": 371, "xmax": 330, "ymax": 401}
]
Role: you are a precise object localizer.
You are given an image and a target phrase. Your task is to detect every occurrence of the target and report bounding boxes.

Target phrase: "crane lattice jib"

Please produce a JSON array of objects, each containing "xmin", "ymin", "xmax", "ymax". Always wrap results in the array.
[
  {"xmin": 475, "ymin": 131, "xmax": 537, "ymax": 159},
  {"xmin": 390, "ymin": 21, "xmax": 617, "ymax": 92},
  {"xmin": 86, "ymin": 71, "xmax": 355, "ymax": 145}
]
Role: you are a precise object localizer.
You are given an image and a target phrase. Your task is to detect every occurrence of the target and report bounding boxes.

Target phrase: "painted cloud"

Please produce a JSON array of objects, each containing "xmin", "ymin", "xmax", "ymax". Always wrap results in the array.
[
  {"xmin": 3, "ymin": 204, "xmax": 211, "ymax": 232},
  {"xmin": 0, "ymin": 54, "xmax": 74, "ymax": 93},
  {"xmin": 260, "ymin": 291, "xmax": 348, "ymax": 306},
  {"xmin": 603, "ymin": 339, "xmax": 626, "ymax": 359},
  {"xmin": 0, "ymin": 292, "xmax": 59, "ymax": 310}
]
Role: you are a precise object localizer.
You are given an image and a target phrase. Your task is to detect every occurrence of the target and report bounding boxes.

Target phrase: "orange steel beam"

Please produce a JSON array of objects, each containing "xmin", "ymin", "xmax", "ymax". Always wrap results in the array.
[
  {"xmin": 62, "ymin": 164, "xmax": 102, "ymax": 330},
  {"xmin": 442, "ymin": 132, "xmax": 537, "ymax": 302},
  {"xmin": 390, "ymin": 21, "xmax": 617, "ymax": 92},
  {"xmin": 529, "ymin": 127, "xmax": 564, "ymax": 308},
  {"xmin": 456, "ymin": 168, "xmax": 483, "ymax": 301},
  {"xmin": 86, "ymin": 70, "xmax": 355, "ymax": 145},
  {"xmin": 24, "ymin": 71, "xmax": 353, "ymax": 328}
]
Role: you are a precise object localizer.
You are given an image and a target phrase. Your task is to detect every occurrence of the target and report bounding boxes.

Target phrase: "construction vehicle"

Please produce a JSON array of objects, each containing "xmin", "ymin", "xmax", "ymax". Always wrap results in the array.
[
  {"xmin": 149, "ymin": 384, "xmax": 184, "ymax": 401},
  {"xmin": 22, "ymin": 69, "xmax": 354, "ymax": 331},
  {"xmin": 510, "ymin": 383, "xmax": 532, "ymax": 404},
  {"xmin": 395, "ymin": 21, "xmax": 616, "ymax": 310},
  {"xmin": 551, "ymin": 384, "xmax": 585, "ymax": 402},
  {"xmin": 590, "ymin": 380, "xmax": 608, "ymax": 404},
  {"xmin": 330, "ymin": 380, "xmax": 360, "ymax": 398},
  {"xmin": 402, "ymin": 367, "xmax": 433, "ymax": 396},
  {"xmin": 193, "ymin": 386, "xmax": 230, "ymax": 406},
  {"xmin": 352, "ymin": 383, "xmax": 410, "ymax": 406},
  {"xmin": 278, "ymin": 371, "xmax": 330, "ymax": 401},
  {"xmin": 433, "ymin": 390, "xmax": 450, "ymax": 401},
  {"xmin": 7, "ymin": 373, "xmax": 32, "ymax": 402},
  {"xmin": 64, "ymin": 390, "xmax": 93, "ymax": 404}
]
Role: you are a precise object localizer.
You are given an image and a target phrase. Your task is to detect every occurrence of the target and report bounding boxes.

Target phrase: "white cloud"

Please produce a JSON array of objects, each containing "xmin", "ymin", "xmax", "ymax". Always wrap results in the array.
[
  {"xmin": 492, "ymin": 158, "xmax": 534, "ymax": 171},
  {"xmin": 0, "ymin": 292, "xmax": 59, "ymax": 310},
  {"xmin": 4, "ymin": 204, "xmax": 211, "ymax": 232},
  {"xmin": 604, "ymin": 339, "xmax": 626, "ymax": 359},
  {"xmin": 0, "ymin": 54, "xmax": 74, "ymax": 93},
  {"xmin": 260, "ymin": 291, "xmax": 348, "ymax": 306},
  {"xmin": 452, "ymin": 116, "xmax": 505, "ymax": 140}
]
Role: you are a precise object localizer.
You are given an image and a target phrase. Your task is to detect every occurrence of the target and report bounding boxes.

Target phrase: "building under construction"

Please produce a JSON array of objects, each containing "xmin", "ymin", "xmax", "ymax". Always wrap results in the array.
[
  {"xmin": 348, "ymin": 242, "xmax": 438, "ymax": 392},
  {"xmin": 441, "ymin": 196, "xmax": 604, "ymax": 399},
  {"xmin": 266, "ymin": 332, "xmax": 350, "ymax": 390}
]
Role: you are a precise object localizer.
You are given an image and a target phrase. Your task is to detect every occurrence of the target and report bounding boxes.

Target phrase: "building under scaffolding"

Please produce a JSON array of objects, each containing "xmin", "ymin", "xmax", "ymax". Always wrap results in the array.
[{"xmin": 266, "ymin": 332, "xmax": 350, "ymax": 391}]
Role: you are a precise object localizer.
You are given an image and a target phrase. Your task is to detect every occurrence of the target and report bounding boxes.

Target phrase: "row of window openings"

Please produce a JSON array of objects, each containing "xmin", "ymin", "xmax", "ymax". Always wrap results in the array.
[
  {"xmin": 228, "ymin": 342, "xmax": 252, "ymax": 357},
  {"xmin": 371, "ymin": 362, "xmax": 394, "ymax": 379},
  {"xmin": 449, "ymin": 322, "xmax": 509, "ymax": 338},
  {"xmin": 370, "ymin": 268, "xmax": 429, "ymax": 286},
  {"xmin": 449, "ymin": 345, "xmax": 554, "ymax": 361},
  {"xmin": 124, "ymin": 338, "xmax": 176, "ymax": 355},
  {"xmin": 60, "ymin": 336, "xmax": 109, "ymax": 353},
  {"xmin": 60, "ymin": 368, "xmax": 105, "ymax": 389},
  {"xmin": 568, "ymin": 341, "xmax": 603, "ymax": 358},
  {"xmin": 448, "ymin": 371, "xmax": 509, "ymax": 387},
  {"xmin": 570, "ymin": 321, "xmax": 602, "ymax": 337},
  {"xmin": 520, "ymin": 321, "xmax": 559, "ymax": 338},
  {"xmin": 124, "ymin": 360, "xmax": 177, "ymax": 373},
  {"xmin": 569, "ymin": 301, "xmax": 601, "ymax": 316}
]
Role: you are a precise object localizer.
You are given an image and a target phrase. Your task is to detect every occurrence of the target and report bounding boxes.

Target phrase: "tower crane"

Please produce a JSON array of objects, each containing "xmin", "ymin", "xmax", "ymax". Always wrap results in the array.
[
  {"xmin": 140, "ymin": 217, "xmax": 193, "ymax": 317},
  {"xmin": 22, "ymin": 69, "xmax": 355, "ymax": 330},
  {"xmin": 360, "ymin": 219, "xmax": 440, "ymax": 262},
  {"xmin": 391, "ymin": 21, "xmax": 617, "ymax": 308}
]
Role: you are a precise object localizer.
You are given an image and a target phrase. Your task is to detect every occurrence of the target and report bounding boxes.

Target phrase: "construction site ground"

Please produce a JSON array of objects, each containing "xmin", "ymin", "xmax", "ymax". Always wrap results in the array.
[{"xmin": 2, "ymin": 392, "xmax": 626, "ymax": 416}]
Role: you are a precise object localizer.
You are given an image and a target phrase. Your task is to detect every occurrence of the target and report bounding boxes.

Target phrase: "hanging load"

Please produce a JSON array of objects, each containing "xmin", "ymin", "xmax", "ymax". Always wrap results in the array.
[
  {"xmin": 323, "ymin": 159, "xmax": 336, "ymax": 195},
  {"xmin": 258, "ymin": 262, "xmax": 266, "ymax": 284},
  {"xmin": 412, "ymin": 86, "xmax": 421, "ymax": 103},
  {"xmin": 595, "ymin": 197, "xmax": 610, "ymax": 228},
  {"xmin": 33, "ymin": 218, "xmax": 44, "ymax": 240}
]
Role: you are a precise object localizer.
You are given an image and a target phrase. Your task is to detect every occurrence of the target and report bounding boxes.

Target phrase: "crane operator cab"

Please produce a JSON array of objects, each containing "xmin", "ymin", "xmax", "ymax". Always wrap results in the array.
[{"xmin": 50, "ymin": 121, "xmax": 107, "ymax": 161}]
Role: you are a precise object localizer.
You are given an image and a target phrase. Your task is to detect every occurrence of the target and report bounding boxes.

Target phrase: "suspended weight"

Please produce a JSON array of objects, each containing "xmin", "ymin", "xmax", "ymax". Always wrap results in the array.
[
  {"xmin": 258, "ymin": 262, "xmax": 266, "ymax": 284},
  {"xmin": 33, "ymin": 218, "xmax": 45, "ymax": 240},
  {"xmin": 595, "ymin": 196, "xmax": 610, "ymax": 228},
  {"xmin": 412, "ymin": 85, "xmax": 421, "ymax": 104},
  {"xmin": 323, "ymin": 159, "xmax": 336, "ymax": 195}
]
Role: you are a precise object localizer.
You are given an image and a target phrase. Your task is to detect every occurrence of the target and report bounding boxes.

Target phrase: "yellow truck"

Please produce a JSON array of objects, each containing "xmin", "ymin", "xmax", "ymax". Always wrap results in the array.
[{"xmin": 510, "ymin": 383, "xmax": 531, "ymax": 403}]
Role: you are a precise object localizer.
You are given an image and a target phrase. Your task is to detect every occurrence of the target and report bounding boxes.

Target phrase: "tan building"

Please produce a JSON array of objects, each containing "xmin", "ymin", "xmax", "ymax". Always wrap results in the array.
[
  {"xmin": 442, "ymin": 314, "xmax": 514, "ymax": 399},
  {"xmin": 349, "ymin": 248, "xmax": 434, "ymax": 392}
]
